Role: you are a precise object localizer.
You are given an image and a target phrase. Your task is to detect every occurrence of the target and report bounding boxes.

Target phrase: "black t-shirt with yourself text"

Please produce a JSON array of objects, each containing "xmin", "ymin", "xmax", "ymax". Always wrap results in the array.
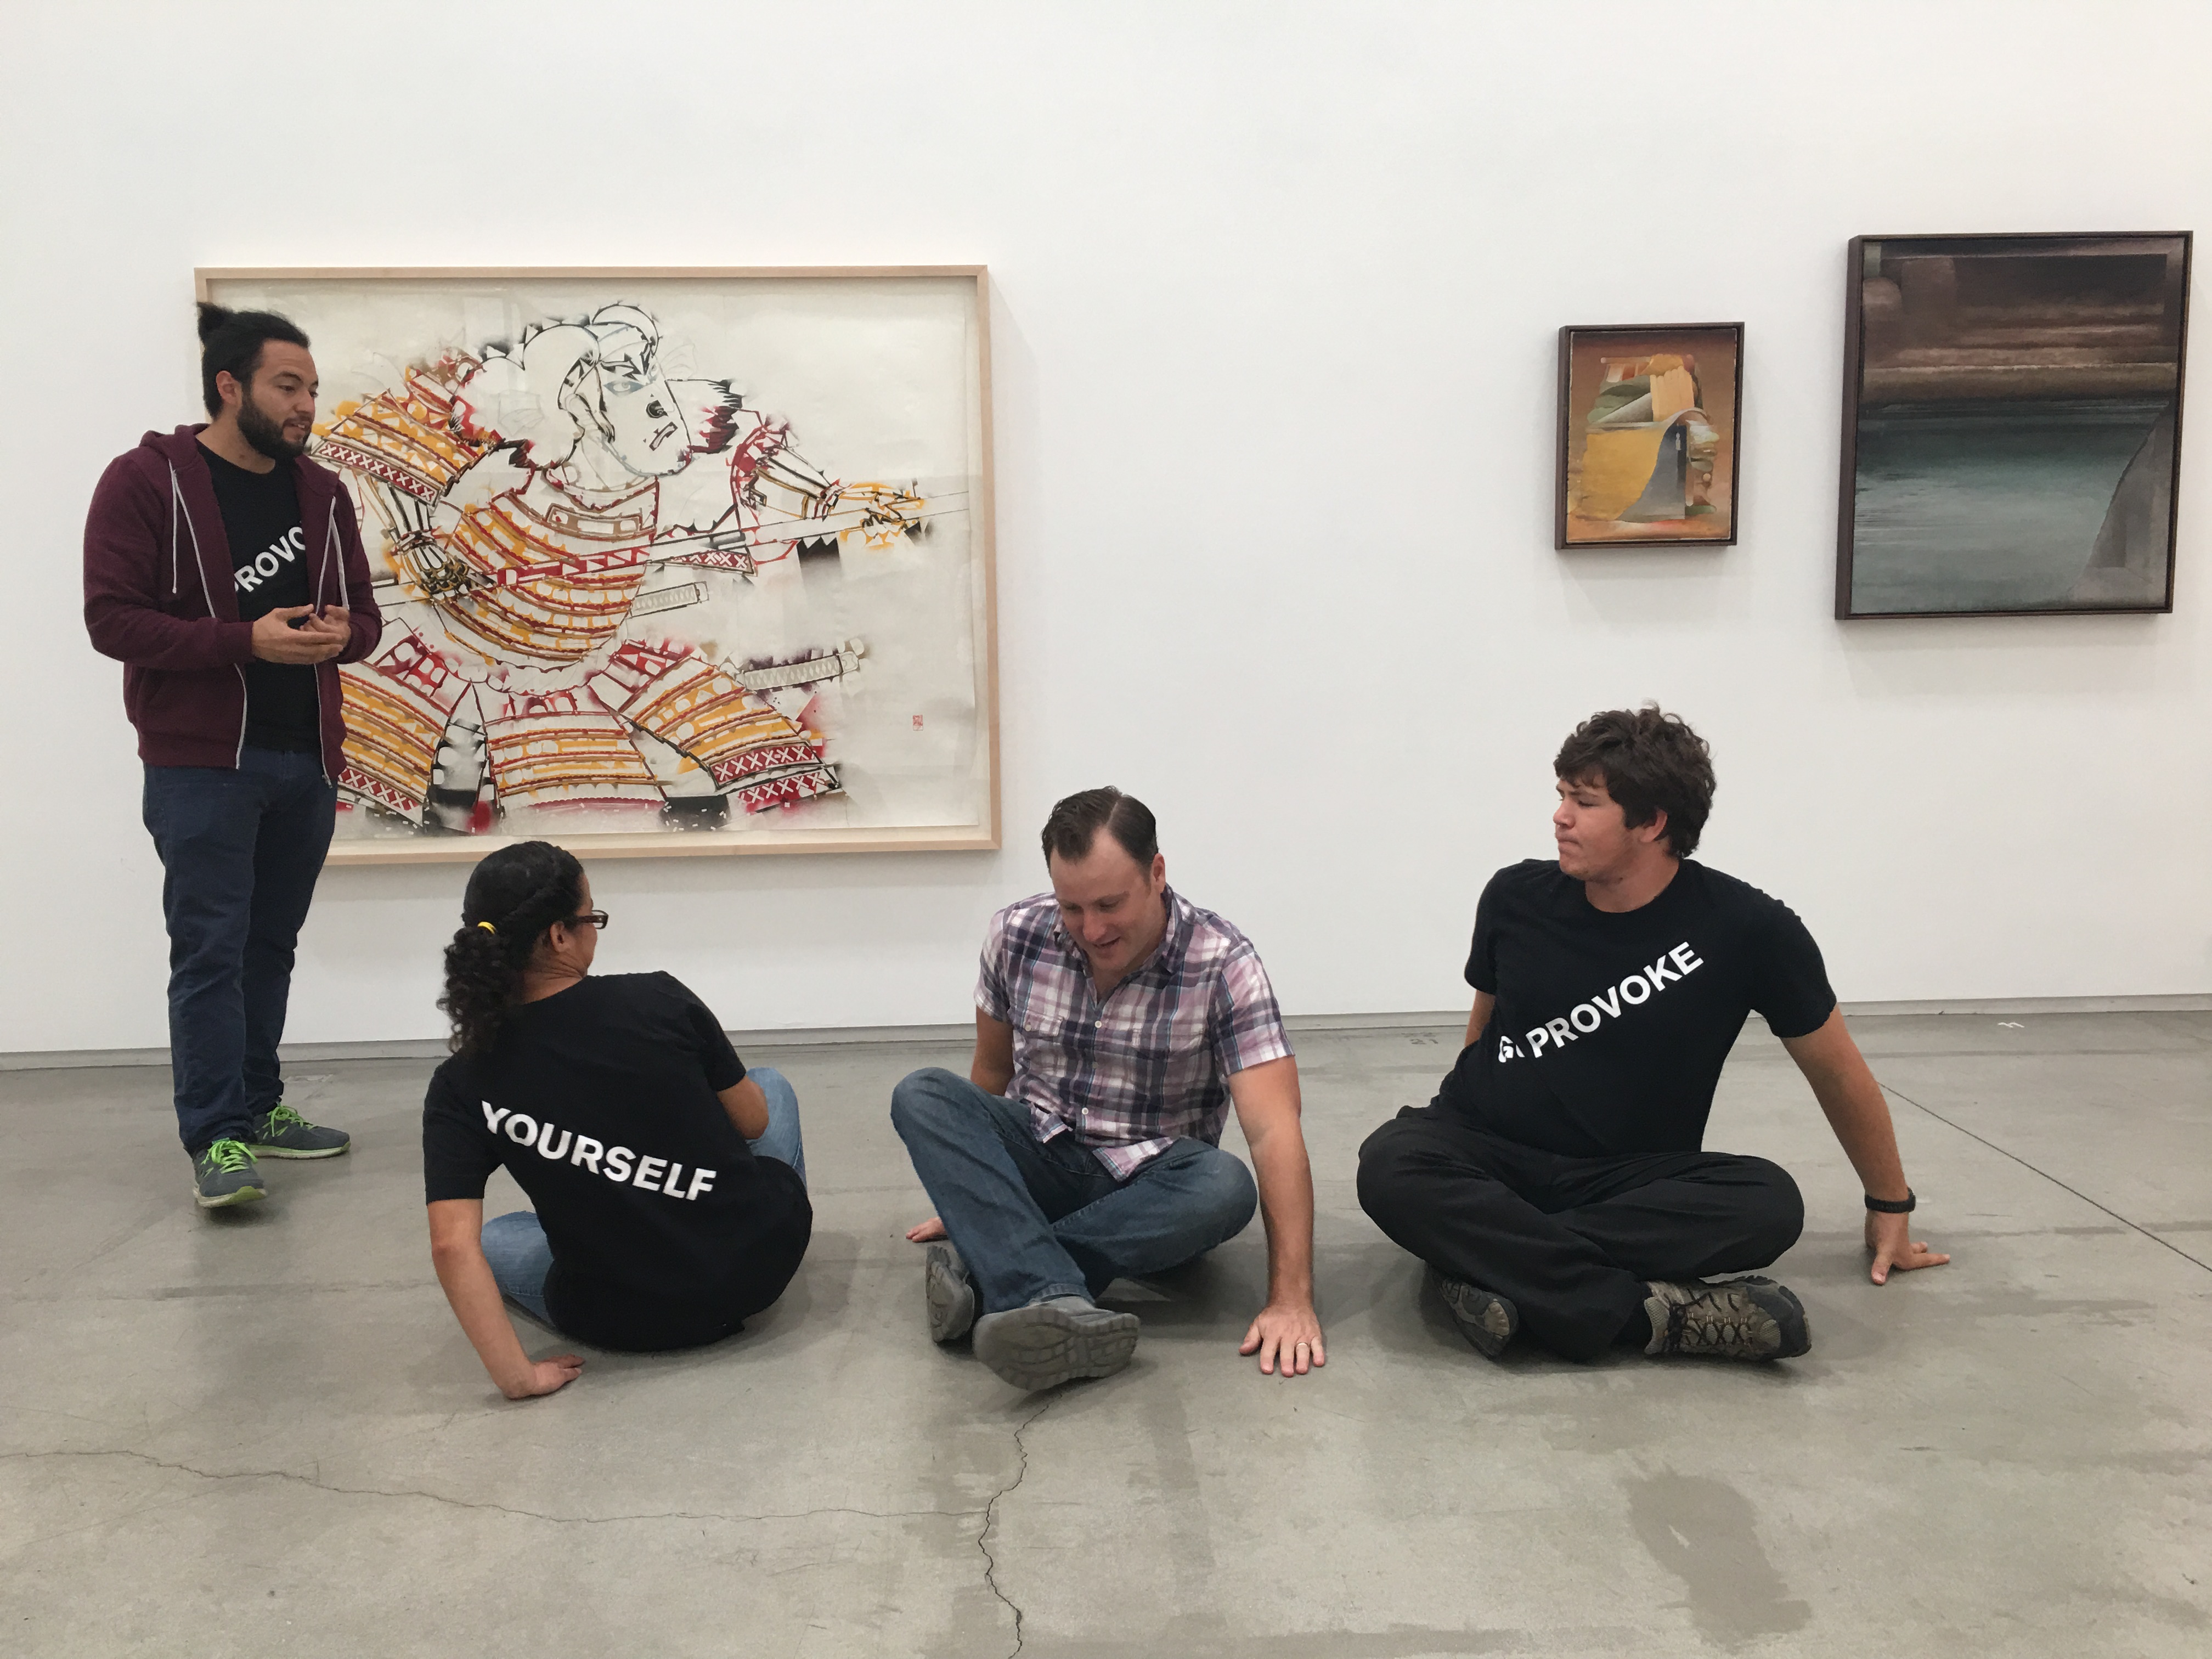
[
  {"xmin": 422, "ymin": 972, "xmax": 811, "ymax": 1351},
  {"xmin": 200, "ymin": 443, "xmax": 319, "ymax": 752},
  {"xmin": 1434, "ymin": 859, "xmax": 1837, "ymax": 1158}
]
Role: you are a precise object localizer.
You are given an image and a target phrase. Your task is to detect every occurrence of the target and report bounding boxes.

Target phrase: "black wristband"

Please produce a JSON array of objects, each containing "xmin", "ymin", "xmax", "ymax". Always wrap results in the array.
[{"xmin": 1864, "ymin": 1189, "xmax": 1916, "ymax": 1214}]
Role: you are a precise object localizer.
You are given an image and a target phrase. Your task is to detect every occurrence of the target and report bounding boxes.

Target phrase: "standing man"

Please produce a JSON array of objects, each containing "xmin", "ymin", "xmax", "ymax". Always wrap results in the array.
[
  {"xmin": 84, "ymin": 304, "xmax": 382, "ymax": 1210},
  {"xmin": 892, "ymin": 788, "xmax": 1325, "ymax": 1391},
  {"xmin": 1357, "ymin": 706, "xmax": 1949, "ymax": 1364}
]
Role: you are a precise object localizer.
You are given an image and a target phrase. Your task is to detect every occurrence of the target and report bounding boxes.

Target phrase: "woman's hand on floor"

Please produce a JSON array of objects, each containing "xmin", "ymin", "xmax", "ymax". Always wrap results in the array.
[
  {"xmin": 502, "ymin": 1354, "xmax": 585, "ymax": 1400},
  {"xmin": 906, "ymin": 1216, "xmax": 948, "ymax": 1243}
]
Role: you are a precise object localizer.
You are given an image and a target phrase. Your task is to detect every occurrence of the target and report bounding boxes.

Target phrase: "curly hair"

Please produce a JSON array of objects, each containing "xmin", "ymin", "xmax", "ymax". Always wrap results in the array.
[
  {"xmin": 438, "ymin": 841, "xmax": 586, "ymax": 1055},
  {"xmin": 1553, "ymin": 704, "xmax": 1716, "ymax": 859}
]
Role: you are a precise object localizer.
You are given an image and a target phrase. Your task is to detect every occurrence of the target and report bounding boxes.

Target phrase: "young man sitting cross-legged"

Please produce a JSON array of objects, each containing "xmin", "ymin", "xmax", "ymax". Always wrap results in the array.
[
  {"xmin": 892, "ymin": 787, "xmax": 1325, "ymax": 1392},
  {"xmin": 1357, "ymin": 706, "xmax": 1949, "ymax": 1365}
]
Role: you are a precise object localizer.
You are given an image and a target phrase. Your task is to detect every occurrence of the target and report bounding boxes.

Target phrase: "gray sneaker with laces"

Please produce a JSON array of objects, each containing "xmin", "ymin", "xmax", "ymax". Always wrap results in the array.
[
  {"xmin": 1436, "ymin": 1273, "xmax": 1519, "ymax": 1359},
  {"xmin": 246, "ymin": 1104, "xmax": 351, "ymax": 1159},
  {"xmin": 1643, "ymin": 1275, "xmax": 1810, "ymax": 1361},
  {"xmin": 925, "ymin": 1240, "xmax": 978, "ymax": 1343},
  {"xmin": 193, "ymin": 1139, "xmax": 267, "ymax": 1209},
  {"xmin": 970, "ymin": 1296, "xmax": 1139, "ymax": 1391}
]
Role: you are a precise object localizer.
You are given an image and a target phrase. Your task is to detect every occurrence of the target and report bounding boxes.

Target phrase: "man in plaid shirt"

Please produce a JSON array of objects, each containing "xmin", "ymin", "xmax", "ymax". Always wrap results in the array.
[{"xmin": 892, "ymin": 788, "xmax": 1325, "ymax": 1391}]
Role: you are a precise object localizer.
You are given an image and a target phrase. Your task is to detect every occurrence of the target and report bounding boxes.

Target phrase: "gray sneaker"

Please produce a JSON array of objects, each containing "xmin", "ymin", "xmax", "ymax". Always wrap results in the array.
[
  {"xmin": 970, "ymin": 1296, "xmax": 1139, "ymax": 1391},
  {"xmin": 925, "ymin": 1240, "xmax": 978, "ymax": 1344},
  {"xmin": 1436, "ymin": 1273, "xmax": 1519, "ymax": 1359},
  {"xmin": 246, "ymin": 1104, "xmax": 351, "ymax": 1159},
  {"xmin": 1644, "ymin": 1276, "xmax": 1810, "ymax": 1361},
  {"xmin": 192, "ymin": 1139, "xmax": 267, "ymax": 1209}
]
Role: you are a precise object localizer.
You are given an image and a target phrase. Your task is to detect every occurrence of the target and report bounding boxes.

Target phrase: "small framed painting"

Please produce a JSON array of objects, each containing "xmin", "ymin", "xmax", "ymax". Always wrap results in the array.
[
  {"xmin": 1556, "ymin": 323, "xmax": 1744, "ymax": 548},
  {"xmin": 1836, "ymin": 232, "xmax": 2190, "ymax": 618}
]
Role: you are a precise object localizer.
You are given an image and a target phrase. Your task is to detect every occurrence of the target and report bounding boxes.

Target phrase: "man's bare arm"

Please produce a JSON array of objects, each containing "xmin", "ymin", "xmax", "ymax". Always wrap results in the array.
[
  {"xmin": 1780, "ymin": 1007, "xmax": 1951, "ymax": 1285},
  {"xmin": 972, "ymin": 1011, "xmax": 1015, "ymax": 1094},
  {"xmin": 1464, "ymin": 991, "xmax": 1495, "ymax": 1049},
  {"xmin": 1229, "ymin": 1056, "xmax": 1325, "ymax": 1376}
]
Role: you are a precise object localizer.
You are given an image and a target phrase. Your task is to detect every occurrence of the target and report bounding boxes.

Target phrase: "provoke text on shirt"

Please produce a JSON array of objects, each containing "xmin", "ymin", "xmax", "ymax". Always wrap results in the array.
[
  {"xmin": 482, "ymin": 1103, "xmax": 719, "ymax": 1200},
  {"xmin": 1496, "ymin": 941, "xmax": 1705, "ymax": 1063}
]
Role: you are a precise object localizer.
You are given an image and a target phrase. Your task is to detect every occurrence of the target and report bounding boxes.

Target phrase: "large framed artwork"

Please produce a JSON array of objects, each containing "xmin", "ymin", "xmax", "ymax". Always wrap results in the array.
[
  {"xmin": 1556, "ymin": 323, "xmax": 1744, "ymax": 548},
  {"xmin": 197, "ymin": 267, "xmax": 998, "ymax": 864},
  {"xmin": 1836, "ymin": 233, "xmax": 2190, "ymax": 618}
]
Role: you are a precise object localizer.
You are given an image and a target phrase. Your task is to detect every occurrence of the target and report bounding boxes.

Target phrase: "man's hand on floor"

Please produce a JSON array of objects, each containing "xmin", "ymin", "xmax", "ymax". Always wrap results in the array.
[
  {"xmin": 906, "ymin": 1216, "xmax": 948, "ymax": 1243},
  {"xmin": 1866, "ymin": 1209, "xmax": 1950, "ymax": 1284},
  {"xmin": 1240, "ymin": 1300, "xmax": 1325, "ymax": 1376}
]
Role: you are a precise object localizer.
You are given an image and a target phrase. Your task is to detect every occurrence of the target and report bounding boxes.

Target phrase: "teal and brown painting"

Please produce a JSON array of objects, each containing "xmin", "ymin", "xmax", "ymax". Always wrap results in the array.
[
  {"xmin": 1558, "ymin": 324, "xmax": 1742, "ymax": 546},
  {"xmin": 1839, "ymin": 234, "xmax": 2190, "ymax": 616}
]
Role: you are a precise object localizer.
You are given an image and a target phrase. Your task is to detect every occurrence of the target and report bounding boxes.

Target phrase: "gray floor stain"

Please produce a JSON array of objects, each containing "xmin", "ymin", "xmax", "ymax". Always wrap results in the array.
[{"xmin": 1624, "ymin": 1472, "xmax": 1810, "ymax": 1645}]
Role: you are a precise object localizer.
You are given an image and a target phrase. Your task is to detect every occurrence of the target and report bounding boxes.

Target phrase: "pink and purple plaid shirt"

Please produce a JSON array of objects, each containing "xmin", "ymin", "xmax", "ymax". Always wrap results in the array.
[{"xmin": 975, "ymin": 885, "xmax": 1293, "ymax": 1179}]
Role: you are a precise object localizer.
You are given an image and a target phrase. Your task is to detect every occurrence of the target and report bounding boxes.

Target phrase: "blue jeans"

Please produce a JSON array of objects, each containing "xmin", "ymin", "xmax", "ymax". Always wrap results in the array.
[
  {"xmin": 142, "ymin": 748, "xmax": 336, "ymax": 1153},
  {"xmin": 482, "ymin": 1066, "xmax": 805, "ymax": 1325},
  {"xmin": 889, "ymin": 1066, "xmax": 1259, "ymax": 1313}
]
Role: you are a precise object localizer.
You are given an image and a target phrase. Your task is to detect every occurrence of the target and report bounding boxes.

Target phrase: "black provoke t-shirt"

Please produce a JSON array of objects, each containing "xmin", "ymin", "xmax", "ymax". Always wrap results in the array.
[
  {"xmin": 422, "ymin": 973, "xmax": 812, "ymax": 1351},
  {"xmin": 200, "ymin": 443, "xmax": 319, "ymax": 752},
  {"xmin": 1435, "ymin": 859, "xmax": 1837, "ymax": 1158}
]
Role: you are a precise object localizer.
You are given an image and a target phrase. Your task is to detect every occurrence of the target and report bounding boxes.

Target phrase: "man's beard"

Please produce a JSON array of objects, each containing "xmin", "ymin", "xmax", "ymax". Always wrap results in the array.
[{"xmin": 238, "ymin": 394, "xmax": 308, "ymax": 461}]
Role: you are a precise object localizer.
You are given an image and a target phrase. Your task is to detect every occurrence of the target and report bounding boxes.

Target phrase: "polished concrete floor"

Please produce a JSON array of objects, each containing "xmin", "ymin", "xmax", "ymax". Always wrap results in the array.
[{"xmin": 3, "ymin": 1013, "xmax": 2208, "ymax": 1657}]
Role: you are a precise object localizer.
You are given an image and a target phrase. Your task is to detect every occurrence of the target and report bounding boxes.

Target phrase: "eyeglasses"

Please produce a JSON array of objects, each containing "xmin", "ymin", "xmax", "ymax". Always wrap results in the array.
[{"xmin": 567, "ymin": 910, "xmax": 610, "ymax": 930}]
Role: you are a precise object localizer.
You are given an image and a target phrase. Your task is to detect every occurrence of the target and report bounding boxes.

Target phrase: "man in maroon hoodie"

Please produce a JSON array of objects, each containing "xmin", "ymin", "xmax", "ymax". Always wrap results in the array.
[{"xmin": 84, "ymin": 304, "xmax": 383, "ymax": 1209}]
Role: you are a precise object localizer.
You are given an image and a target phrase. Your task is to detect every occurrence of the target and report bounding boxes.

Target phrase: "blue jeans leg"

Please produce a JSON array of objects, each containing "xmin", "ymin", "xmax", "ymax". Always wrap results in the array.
[
  {"xmin": 142, "ymin": 749, "xmax": 335, "ymax": 1152},
  {"xmin": 479, "ymin": 1211, "xmax": 555, "ymax": 1325},
  {"xmin": 890, "ymin": 1068, "xmax": 1105, "ymax": 1313},
  {"xmin": 1052, "ymin": 1138, "xmax": 1259, "ymax": 1297},
  {"xmin": 240, "ymin": 754, "xmax": 336, "ymax": 1117},
  {"xmin": 745, "ymin": 1066, "xmax": 805, "ymax": 1188}
]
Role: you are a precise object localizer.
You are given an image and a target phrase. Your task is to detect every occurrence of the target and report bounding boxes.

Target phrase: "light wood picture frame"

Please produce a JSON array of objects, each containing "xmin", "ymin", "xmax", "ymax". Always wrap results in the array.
[{"xmin": 198, "ymin": 267, "xmax": 999, "ymax": 865}]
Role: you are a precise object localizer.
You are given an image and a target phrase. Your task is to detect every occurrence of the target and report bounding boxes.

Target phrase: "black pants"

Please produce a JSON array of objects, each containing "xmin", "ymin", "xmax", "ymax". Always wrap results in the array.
[{"xmin": 1356, "ymin": 1107, "xmax": 1804, "ymax": 1361}]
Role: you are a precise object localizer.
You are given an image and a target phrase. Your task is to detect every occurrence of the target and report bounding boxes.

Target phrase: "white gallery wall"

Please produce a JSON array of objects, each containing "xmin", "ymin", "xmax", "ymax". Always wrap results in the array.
[{"xmin": 4, "ymin": 1, "xmax": 2208, "ymax": 1054}]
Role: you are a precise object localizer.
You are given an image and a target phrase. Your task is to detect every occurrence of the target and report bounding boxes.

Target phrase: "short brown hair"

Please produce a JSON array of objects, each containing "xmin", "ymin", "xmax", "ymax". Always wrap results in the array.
[
  {"xmin": 1554, "ymin": 706, "xmax": 1715, "ymax": 858},
  {"xmin": 1041, "ymin": 786, "xmax": 1159, "ymax": 867}
]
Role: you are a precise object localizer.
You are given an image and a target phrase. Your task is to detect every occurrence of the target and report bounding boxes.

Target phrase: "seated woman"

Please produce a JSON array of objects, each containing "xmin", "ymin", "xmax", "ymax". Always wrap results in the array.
[{"xmin": 422, "ymin": 840, "xmax": 811, "ymax": 1398}]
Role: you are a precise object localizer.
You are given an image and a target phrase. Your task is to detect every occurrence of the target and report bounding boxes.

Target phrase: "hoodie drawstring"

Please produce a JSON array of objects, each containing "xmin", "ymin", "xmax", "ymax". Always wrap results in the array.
[{"xmin": 168, "ymin": 465, "xmax": 216, "ymax": 611}]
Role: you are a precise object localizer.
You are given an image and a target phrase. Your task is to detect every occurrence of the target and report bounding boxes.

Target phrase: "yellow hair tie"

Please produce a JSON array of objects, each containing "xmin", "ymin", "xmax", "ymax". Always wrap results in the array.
[{"xmin": 476, "ymin": 922, "xmax": 496, "ymax": 934}]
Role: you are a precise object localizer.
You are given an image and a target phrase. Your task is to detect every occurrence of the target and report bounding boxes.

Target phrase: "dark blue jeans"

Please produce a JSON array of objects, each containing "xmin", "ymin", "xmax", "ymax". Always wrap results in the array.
[
  {"xmin": 142, "ymin": 748, "xmax": 336, "ymax": 1153},
  {"xmin": 890, "ymin": 1066, "xmax": 1259, "ymax": 1314},
  {"xmin": 482, "ymin": 1067, "xmax": 806, "ymax": 1326}
]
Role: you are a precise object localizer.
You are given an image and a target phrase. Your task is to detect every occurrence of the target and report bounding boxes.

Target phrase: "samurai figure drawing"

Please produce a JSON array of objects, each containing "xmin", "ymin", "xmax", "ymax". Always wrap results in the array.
[{"xmin": 312, "ymin": 303, "xmax": 927, "ymax": 834}]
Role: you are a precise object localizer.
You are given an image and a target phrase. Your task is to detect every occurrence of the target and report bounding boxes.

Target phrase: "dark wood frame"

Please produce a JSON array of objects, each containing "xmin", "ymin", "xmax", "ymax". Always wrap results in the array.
[
  {"xmin": 1555, "ymin": 321, "xmax": 1746, "ymax": 549},
  {"xmin": 1835, "ymin": 231, "xmax": 2191, "ymax": 619}
]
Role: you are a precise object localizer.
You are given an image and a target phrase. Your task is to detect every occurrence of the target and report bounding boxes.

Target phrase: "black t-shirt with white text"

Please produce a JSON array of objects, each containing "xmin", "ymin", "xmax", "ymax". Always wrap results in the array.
[
  {"xmin": 1434, "ymin": 859, "xmax": 1836, "ymax": 1157},
  {"xmin": 422, "ymin": 972, "xmax": 811, "ymax": 1351},
  {"xmin": 200, "ymin": 443, "xmax": 320, "ymax": 752}
]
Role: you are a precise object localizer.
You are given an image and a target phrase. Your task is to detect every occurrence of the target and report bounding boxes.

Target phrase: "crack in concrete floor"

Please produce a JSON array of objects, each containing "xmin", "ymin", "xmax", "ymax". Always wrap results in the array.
[
  {"xmin": 978, "ymin": 1395, "xmax": 1057, "ymax": 1657},
  {"xmin": 2, "ymin": 1446, "xmax": 985, "ymax": 1532},
  {"xmin": 12, "ymin": 1394, "xmax": 1069, "ymax": 1651}
]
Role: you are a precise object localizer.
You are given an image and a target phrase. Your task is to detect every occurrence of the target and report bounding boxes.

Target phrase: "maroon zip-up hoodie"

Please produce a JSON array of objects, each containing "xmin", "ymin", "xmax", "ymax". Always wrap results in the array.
[{"xmin": 83, "ymin": 425, "xmax": 383, "ymax": 776}]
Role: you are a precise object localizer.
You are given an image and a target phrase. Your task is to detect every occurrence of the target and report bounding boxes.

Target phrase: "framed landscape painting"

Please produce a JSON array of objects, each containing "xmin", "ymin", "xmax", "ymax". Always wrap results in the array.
[
  {"xmin": 198, "ymin": 267, "xmax": 998, "ymax": 864},
  {"xmin": 1836, "ymin": 233, "xmax": 2190, "ymax": 618},
  {"xmin": 1556, "ymin": 323, "xmax": 1744, "ymax": 548}
]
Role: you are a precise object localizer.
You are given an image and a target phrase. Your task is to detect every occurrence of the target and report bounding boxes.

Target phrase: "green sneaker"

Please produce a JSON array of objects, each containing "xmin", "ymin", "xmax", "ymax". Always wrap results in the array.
[
  {"xmin": 193, "ymin": 1139, "xmax": 266, "ymax": 1209},
  {"xmin": 246, "ymin": 1103, "xmax": 351, "ymax": 1160}
]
